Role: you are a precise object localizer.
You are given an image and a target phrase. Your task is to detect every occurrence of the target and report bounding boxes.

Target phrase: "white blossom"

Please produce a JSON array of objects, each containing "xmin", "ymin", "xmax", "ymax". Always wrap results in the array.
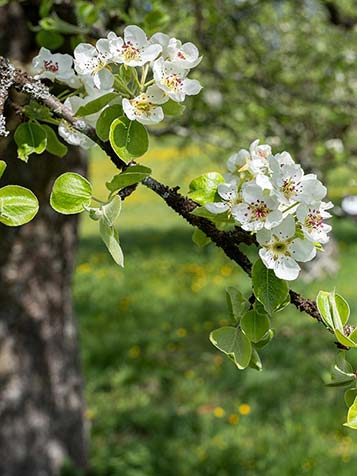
[
  {"xmin": 257, "ymin": 215, "xmax": 317, "ymax": 280},
  {"xmin": 73, "ymin": 41, "xmax": 114, "ymax": 89},
  {"xmin": 122, "ymin": 85, "xmax": 168, "ymax": 125},
  {"xmin": 232, "ymin": 182, "xmax": 283, "ymax": 231},
  {"xmin": 205, "ymin": 180, "xmax": 240, "ymax": 215},
  {"xmin": 296, "ymin": 201, "xmax": 333, "ymax": 244},
  {"xmin": 32, "ymin": 47, "xmax": 81, "ymax": 88},
  {"xmin": 151, "ymin": 33, "xmax": 201, "ymax": 68},
  {"xmin": 108, "ymin": 26, "xmax": 162, "ymax": 66},
  {"xmin": 153, "ymin": 58, "xmax": 202, "ymax": 102}
]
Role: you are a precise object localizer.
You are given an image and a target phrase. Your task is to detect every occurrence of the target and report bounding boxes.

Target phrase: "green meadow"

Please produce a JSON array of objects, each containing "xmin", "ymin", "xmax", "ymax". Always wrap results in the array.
[{"xmin": 74, "ymin": 142, "xmax": 357, "ymax": 476}]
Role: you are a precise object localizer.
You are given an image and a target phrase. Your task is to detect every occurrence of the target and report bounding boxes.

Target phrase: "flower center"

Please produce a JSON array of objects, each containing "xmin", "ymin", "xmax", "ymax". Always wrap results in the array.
[
  {"xmin": 164, "ymin": 73, "xmax": 182, "ymax": 91},
  {"xmin": 133, "ymin": 96, "xmax": 154, "ymax": 115},
  {"xmin": 305, "ymin": 209, "xmax": 323, "ymax": 230},
  {"xmin": 247, "ymin": 200, "xmax": 270, "ymax": 221},
  {"xmin": 43, "ymin": 60, "xmax": 59, "ymax": 73},
  {"xmin": 177, "ymin": 51, "xmax": 186, "ymax": 59},
  {"xmin": 121, "ymin": 42, "xmax": 140, "ymax": 62},
  {"xmin": 271, "ymin": 241, "xmax": 288, "ymax": 253},
  {"xmin": 281, "ymin": 178, "xmax": 300, "ymax": 199}
]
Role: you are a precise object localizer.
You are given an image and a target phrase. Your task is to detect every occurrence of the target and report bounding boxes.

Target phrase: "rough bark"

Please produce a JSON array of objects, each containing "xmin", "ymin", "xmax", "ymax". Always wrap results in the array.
[{"xmin": 0, "ymin": 2, "xmax": 88, "ymax": 475}]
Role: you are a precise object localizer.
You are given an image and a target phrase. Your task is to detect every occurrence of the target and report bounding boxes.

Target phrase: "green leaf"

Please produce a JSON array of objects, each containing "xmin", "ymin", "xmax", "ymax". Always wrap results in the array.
[
  {"xmin": 106, "ymin": 165, "xmax": 151, "ymax": 193},
  {"xmin": 162, "ymin": 100, "xmax": 185, "ymax": 117},
  {"xmin": 0, "ymin": 161, "xmax": 7, "ymax": 180},
  {"xmin": 109, "ymin": 117, "xmax": 149, "ymax": 161},
  {"xmin": 241, "ymin": 308, "xmax": 271, "ymax": 343},
  {"xmin": 209, "ymin": 326, "xmax": 252, "ymax": 370},
  {"xmin": 345, "ymin": 389, "xmax": 357, "ymax": 408},
  {"xmin": 0, "ymin": 185, "xmax": 39, "ymax": 226},
  {"xmin": 225, "ymin": 287, "xmax": 250, "ymax": 323},
  {"xmin": 191, "ymin": 206, "xmax": 232, "ymax": 224},
  {"xmin": 96, "ymin": 105, "xmax": 123, "ymax": 141},
  {"xmin": 254, "ymin": 329, "xmax": 274, "ymax": 349},
  {"xmin": 334, "ymin": 329, "xmax": 357, "ymax": 348},
  {"xmin": 76, "ymin": 1, "xmax": 98, "ymax": 25},
  {"xmin": 188, "ymin": 172, "xmax": 225, "ymax": 205},
  {"xmin": 101, "ymin": 195, "xmax": 122, "ymax": 226},
  {"xmin": 317, "ymin": 290, "xmax": 350, "ymax": 331},
  {"xmin": 192, "ymin": 228, "xmax": 210, "ymax": 247},
  {"xmin": 42, "ymin": 124, "xmax": 68, "ymax": 157},
  {"xmin": 344, "ymin": 396, "xmax": 357, "ymax": 429},
  {"xmin": 14, "ymin": 122, "xmax": 47, "ymax": 162},
  {"xmin": 76, "ymin": 93, "xmax": 119, "ymax": 116},
  {"xmin": 23, "ymin": 101, "xmax": 58, "ymax": 125},
  {"xmin": 326, "ymin": 352, "xmax": 356, "ymax": 386},
  {"xmin": 36, "ymin": 30, "xmax": 64, "ymax": 49},
  {"xmin": 50, "ymin": 172, "xmax": 92, "ymax": 215},
  {"xmin": 39, "ymin": 13, "xmax": 84, "ymax": 34},
  {"xmin": 252, "ymin": 259, "xmax": 290, "ymax": 315},
  {"xmin": 248, "ymin": 347, "xmax": 263, "ymax": 371},
  {"xmin": 99, "ymin": 218, "xmax": 124, "ymax": 267}
]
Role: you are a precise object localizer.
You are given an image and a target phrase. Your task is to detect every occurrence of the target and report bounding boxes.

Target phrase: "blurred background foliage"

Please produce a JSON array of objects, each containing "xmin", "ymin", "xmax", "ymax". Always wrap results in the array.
[{"xmin": 25, "ymin": 0, "xmax": 357, "ymax": 474}]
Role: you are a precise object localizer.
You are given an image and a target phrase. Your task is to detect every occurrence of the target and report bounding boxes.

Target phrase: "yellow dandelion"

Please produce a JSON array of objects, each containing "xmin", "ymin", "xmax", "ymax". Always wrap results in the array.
[
  {"xmin": 77, "ymin": 263, "xmax": 92, "ymax": 273},
  {"xmin": 239, "ymin": 403, "xmax": 251, "ymax": 415},
  {"xmin": 85, "ymin": 409, "xmax": 95, "ymax": 420},
  {"xmin": 176, "ymin": 327, "xmax": 187, "ymax": 337},
  {"xmin": 213, "ymin": 406, "xmax": 225, "ymax": 418},
  {"xmin": 128, "ymin": 345, "xmax": 141, "ymax": 359},
  {"xmin": 228, "ymin": 413, "xmax": 240, "ymax": 425}
]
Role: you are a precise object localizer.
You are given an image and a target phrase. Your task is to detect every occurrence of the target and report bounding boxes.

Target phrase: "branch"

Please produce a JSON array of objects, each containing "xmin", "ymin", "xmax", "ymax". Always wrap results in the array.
[{"xmin": 1, "ymin": 56, "xmax": 330, "ymax": 333}]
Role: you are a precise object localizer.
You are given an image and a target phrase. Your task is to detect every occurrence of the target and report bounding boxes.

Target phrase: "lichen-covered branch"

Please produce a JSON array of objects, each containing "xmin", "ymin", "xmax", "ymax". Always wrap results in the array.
[{"xmin": 0, "ymin": 56, "xmax": 328, "ymax": 329}]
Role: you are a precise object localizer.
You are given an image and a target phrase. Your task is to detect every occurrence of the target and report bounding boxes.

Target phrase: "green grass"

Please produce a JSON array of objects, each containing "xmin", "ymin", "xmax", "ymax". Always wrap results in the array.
[{"xmin": 74, "ymin": 142, "xmax": 357, "ymax": 476}]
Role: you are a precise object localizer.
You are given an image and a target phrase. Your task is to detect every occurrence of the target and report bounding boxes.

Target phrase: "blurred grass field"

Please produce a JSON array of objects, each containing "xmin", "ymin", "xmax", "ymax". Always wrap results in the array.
[{"xmin": 74, "ymin": 141, "xmax": 357, "ymax": 476}]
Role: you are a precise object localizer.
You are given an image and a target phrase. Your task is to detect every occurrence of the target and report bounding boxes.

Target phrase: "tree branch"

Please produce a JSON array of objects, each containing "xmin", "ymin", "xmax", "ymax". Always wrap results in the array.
[{"xmin": 1, "ymin": 56, "xmax": 333, "ymax": 335}]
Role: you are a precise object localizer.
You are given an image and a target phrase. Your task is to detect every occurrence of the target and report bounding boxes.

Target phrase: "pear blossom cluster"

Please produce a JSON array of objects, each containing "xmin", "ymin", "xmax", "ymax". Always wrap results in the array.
[
  {"xmin": 31, "ymin": 25, "xmax": 202, "ymax": 147},
  {"xmin": 205, "ymin": 140, "xmax": 333, "ymax": 281}
]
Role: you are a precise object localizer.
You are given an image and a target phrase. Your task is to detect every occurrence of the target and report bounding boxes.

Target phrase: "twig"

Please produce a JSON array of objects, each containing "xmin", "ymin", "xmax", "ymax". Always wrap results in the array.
[{"xmin": 1, "ymin": 56, "xmax": 334, "ymax": 334}]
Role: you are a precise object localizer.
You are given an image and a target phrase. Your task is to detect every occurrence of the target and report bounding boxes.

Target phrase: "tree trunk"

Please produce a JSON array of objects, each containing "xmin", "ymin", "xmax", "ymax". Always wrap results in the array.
[{"xmin": 0, "ymin": 2, "xmax": 88, "ymax": 475}]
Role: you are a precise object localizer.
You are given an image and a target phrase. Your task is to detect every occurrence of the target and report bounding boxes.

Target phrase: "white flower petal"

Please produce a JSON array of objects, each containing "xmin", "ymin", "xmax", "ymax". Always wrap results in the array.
[
  {"xmin": 273, "ymin": 256, "xmax": 300, "ymax": 281},
  {"xmin": 259, "ymin": 248, "xmax": 275, "ymax": 269},
  {"xmin": 205, "ymin": 202, "xmax": 230, "ymax": 214},
  {"xmin": 289, "ymin": 238, "xmax": 316, "ymax": 262}
]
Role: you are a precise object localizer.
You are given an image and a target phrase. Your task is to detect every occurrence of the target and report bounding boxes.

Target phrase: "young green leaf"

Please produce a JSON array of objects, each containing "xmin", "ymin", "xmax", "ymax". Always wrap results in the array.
[
  {"xmin": 188, "ymin": 172, "xmax": 225, "ymax": 205},
  {"xmin": 334, "ymin": 329, "xmax": 357, "ymax": 349},
  {"xmin": 0, "ymin": 161, "xmax": 6, "ymax": 180},
  {"xmin": 101, "ymin": 195, "xmax": 122, "ymax": 226},
  {"xmin": 209, "ymin": 326, "xmax": 252, "ymax": 370},
  {"xmin": 254, "ymin": 329, "xmax": 274, "ymax": 349},
  {"xmin": 106, "ymin": 165, "xmax": 151, "ymax": 193},
  {"xmin": 50, "ymin": 172, "xmax": 92, "ymax": 214},
  {"xmin": 76, "ymin": 93, "xmax": 119, "ymax": 116},
  {"xmin": 345, "ymin": 389, "xmax": 357, "ymax": 408},
  {"xmin": 96, "ymin": 104, "xmax": 123, "ymax": 141},
  {"xmin": 252, "ymin": 258, "xmax": 289, "ymax": 315},
  {"xmin": 109, "ymin": 117, "xmax": 149, "ymax": 161},
  {"xmin": 14, "ymin": 122, "xmax": 47, "ymax": 162},
  {"xmin": 344, "ymin": 396, "xmax": 357, "ymax": 430},
  {"xmin": 240, "ymin": 308, "xmax": 270, "ymax": 343},
  {"xmin": 162, "ymin": 100, "xmax": 185, "ymax": 117},
  {"xmin": 36, "ymin": 30, "xmax": 64, "ymax": 49},
  {"xmin": 248, "ymin": 347, "xmax": 263, "ymax": 371},
  {"xmin": 99, "ymin": 218, "xmax": 124, "ymax": 267},
  {"xmin": 326, "ymin": 352, "xmax": 356, "ymax": 386},
  {"xmin": 225, "ymin": 287, "xmax": 250, "ymax": 323},
  {"xmin": 42, "ymin": 124, "xmax": 68, "ymax": 158},
  {"xmin": 192, "ymin": 228, "xmax": 210, "ymax": 247},
  {"xmin": 0, "ymin": 185, "xmax": 39, "ymax": 226},
  {"xmin": 317, "ymin": 290, "xmax": 350, "ymax": 331}
]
